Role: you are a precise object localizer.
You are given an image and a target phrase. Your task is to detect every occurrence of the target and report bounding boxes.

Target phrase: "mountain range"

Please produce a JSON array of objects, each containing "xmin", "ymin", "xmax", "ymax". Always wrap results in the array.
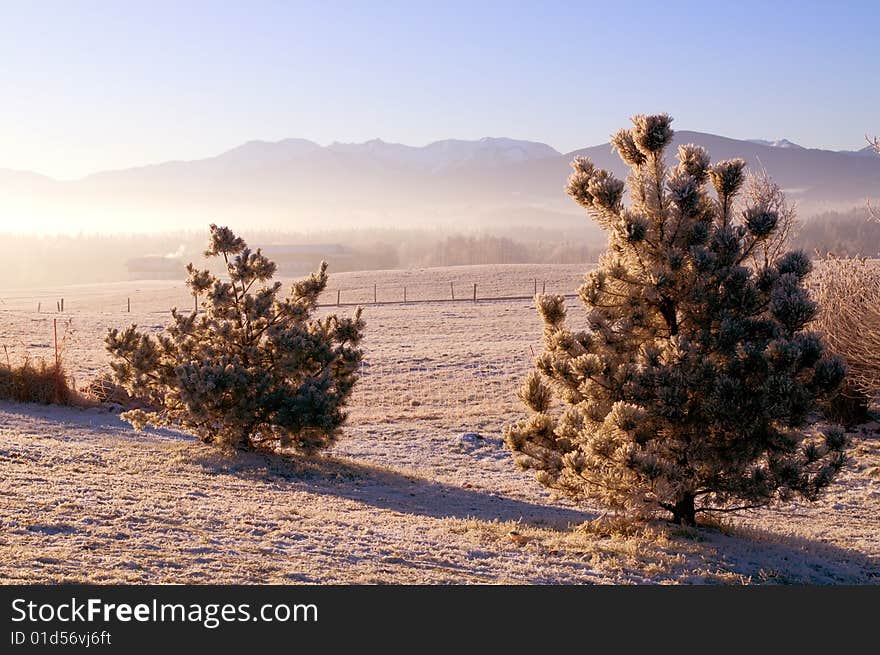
[{"xmin": 1, "ymin": 131, "xmax": 878, "ymax": 234}]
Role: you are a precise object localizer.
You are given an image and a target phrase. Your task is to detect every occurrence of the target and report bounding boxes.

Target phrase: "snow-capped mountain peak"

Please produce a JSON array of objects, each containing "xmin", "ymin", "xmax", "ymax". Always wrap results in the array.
[{"xmin": 747, "ymin": 138, "xmax": 805, "ymax": 149}]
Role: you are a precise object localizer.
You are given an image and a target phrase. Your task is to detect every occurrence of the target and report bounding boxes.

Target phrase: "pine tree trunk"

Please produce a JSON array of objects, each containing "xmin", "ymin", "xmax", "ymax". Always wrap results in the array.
[
  {"xmin": 659, "ymin": 298, "xmax": 678, "ymax": 336},
  {"xmin": 671, "ymin": 493, "xmax": 696, "ymax": 526}
]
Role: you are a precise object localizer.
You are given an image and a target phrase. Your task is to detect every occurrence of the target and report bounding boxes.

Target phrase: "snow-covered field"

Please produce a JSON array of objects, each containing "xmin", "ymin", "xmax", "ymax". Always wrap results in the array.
[{"xmin": 0, "ymin": 264, "xmax": 878, "ymax": 584}]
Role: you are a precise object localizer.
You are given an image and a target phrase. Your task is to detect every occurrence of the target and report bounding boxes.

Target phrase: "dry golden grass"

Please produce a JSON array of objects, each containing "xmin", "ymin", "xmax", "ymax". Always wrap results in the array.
[
  {"xmin": 811, "ymin": 256, "xmax": 880, "ymax": 402},
  {"xmin": 0, "ymin": 357, "xmax": 77, "ymax": 405}
]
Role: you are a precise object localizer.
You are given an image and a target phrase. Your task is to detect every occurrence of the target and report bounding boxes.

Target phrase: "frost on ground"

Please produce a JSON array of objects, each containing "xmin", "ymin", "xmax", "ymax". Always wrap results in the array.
[{"xmin": 0, "ymin": 266, "xmax": 878, "ymax": 584}]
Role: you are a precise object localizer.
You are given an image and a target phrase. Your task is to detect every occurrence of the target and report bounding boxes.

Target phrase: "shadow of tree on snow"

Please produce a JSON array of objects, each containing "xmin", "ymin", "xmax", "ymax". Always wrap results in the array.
[
  {"xmin": 3, "ymin": 400, "xmax": 876, "ymax": 583},
  {"xmin": 187, "ymin": 446, "xmax": 595, "ymax": 529},
  {"xmin": 187, "ymin": 447, "xmax": 880, "ymax": 583}
]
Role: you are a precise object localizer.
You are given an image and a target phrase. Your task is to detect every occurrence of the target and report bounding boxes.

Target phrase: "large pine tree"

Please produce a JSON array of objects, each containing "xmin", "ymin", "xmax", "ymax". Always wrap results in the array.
[{"xmin": 504, "ymin": 114, "xmax": 848, "ymax": 525}]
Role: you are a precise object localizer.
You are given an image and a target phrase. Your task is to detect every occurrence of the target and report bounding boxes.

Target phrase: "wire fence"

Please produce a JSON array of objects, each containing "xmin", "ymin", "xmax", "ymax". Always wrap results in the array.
[
  {"xmin": 0, "ymin": 275, "xmax": 587, "ymax": 314},
  {"xmin": 321, "ymin": 276, "xmax": 580, "ymax": 306}
]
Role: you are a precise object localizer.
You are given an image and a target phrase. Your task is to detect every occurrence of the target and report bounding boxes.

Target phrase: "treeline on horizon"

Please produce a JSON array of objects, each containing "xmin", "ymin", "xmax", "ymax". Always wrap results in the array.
[
  {"xmin": 0, "ymin": 226, "xmax": 605, "ymax": 288},
  {"xmin": 1, "ymin": 205, "xmax": 877, "ymax": 288},
  {"xmin": 791, "ymin": 206, "xmax": 880, "ymax": 256}
]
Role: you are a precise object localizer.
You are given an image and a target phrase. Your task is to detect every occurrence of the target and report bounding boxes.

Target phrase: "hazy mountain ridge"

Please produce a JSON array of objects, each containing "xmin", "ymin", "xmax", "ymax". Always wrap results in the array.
[
  {"xmin": 563, "ymin": 131, "xmax": 880, "ymax": 205},
  {"xmin": 74, "ymin": 136, "xmax": 561, "ymax": 182},
  {"xmin": 0, "ymin": 132, "xmax": 878, "ymax": 234},
  {"xmin": 324, "ymin": 136, "xmax": 560, "ymax": 171}
]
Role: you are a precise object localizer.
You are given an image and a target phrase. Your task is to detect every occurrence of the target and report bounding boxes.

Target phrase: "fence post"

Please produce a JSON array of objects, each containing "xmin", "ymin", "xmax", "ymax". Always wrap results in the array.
[
  {"xmin": 37, "ymin": 302, "xmax": 41, "ymax": 313},
  {"xmin": 127, "ymin": 297, "xmax": 131, "ymax": 313},
  {"xmin": 542, "ymin": 281, "xmax": 546, "ymax": 294},
  {"xmin": 473, "ymin": 283, "xmax": 477, "ymax": 303},
  {"xmin": 337, "ymin": 289, "xmax": 341, "ymax": 306},
  {"xmin": 450, "ymin": 282, "xmax": 455, "ymax": 300},
  {"xmin": 61, "ymin": 298, "xmax": 64, "ymax": 312},
  {"xmin": 194, "ymin": 293, "xmax": 198, "ymax": 313},
  {"xmin": 534, "ymin": 278, "xmax": 537, "ymax": 295},
  {"xmin": 404, "ymin": 287, "xmax": 407, "ymax": 304},
  {"xmin": 53, "ymin": 318, "xmax": 60, "ymax": 402},
  {"xmin": 374, "ymin": 284, "xmax": 377, "ymax": 304}
]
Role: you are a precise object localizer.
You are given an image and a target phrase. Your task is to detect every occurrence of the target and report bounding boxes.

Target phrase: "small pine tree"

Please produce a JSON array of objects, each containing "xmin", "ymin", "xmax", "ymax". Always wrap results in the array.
[
  {"xmin": 106, "ymin": 224, "xmax": 364, "ymax": 453},
  {"xmin": 504, "ymin": 114, "xmax": 848, "ymax": 525}
]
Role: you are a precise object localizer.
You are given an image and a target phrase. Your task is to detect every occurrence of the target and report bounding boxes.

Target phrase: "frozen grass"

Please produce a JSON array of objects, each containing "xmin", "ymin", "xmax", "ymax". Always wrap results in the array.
[
  {"xmin": 811, "ymin": 257, "xmax": 880, "ymax": 403},
  {"xmin": 0, "ymin": 265, "xmax": 878, "ymax": 584},
  {"xmin": 0, "ymin": 359, "xmax": 76, "ymax": 405}
]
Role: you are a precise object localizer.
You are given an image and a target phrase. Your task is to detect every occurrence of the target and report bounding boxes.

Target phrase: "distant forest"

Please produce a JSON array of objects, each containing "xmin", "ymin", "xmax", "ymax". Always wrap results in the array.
[
  {"xmin": 791, "ymin": 206, "xmax": 880, "ymax": 256},
  {"xmin": 2, "ymin": 204, "xmax": 877, "ymax": 288},
  {"xmin": 0, "ymin": 226, "xmax": 605, "ymax": 288}
]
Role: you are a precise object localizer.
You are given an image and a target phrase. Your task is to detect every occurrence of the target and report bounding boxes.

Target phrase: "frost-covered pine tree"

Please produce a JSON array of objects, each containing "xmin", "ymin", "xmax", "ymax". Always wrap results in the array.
[
  {"xmin": 504, "ymin": 114, "xmax": 848, "ymax": 525},
  {"xmin": 106, "ymin": 224, "xmax": 364, "ymax": 453}
]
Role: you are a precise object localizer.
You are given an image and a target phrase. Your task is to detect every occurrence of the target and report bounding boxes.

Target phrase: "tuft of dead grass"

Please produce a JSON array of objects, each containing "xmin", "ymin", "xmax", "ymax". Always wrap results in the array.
[
  {"xmin": 0, "ymin": 357, "xmax": 77, "ymax": 405},
  {"xmin": 0, "ymin": 319, "xmax": 87, "ymax": 406}
]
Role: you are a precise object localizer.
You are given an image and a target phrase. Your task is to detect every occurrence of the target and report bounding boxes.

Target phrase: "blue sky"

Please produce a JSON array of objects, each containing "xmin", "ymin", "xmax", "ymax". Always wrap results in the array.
[{"xmin": 0, "ymin": 0, "xmax": 877, "ymax": 179}]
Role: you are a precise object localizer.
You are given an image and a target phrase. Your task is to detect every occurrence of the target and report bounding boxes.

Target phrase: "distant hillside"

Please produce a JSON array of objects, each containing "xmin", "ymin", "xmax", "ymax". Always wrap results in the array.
[
  {"xmin": 562, "ymin": 131, "xmax": 880, "ymax": 210},
  {"xmin": 0, "ymin": 131, "xmax": 878, "ymax": 235}
]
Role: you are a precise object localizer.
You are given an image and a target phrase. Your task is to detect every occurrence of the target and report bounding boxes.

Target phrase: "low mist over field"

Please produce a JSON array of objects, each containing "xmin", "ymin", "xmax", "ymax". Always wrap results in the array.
[
  {"xmin": 0, "ymin": 225, "xmax": 607, "ymax": 288},
  {"xmin": 2, "ymin": 128, "xmax": 878, "ymax": 287}
]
